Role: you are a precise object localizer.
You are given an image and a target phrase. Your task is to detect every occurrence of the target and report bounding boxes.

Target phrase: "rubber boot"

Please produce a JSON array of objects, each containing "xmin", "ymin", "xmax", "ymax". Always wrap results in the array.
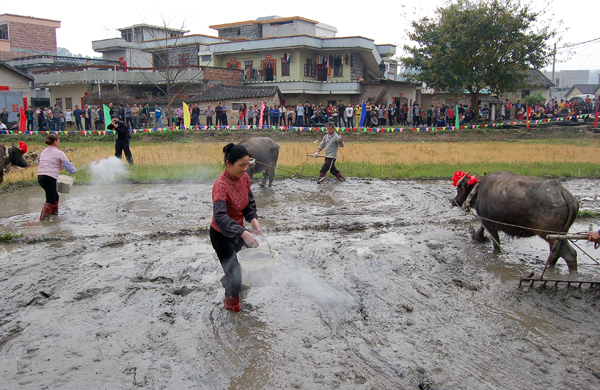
[
  {"xmin": 335, "ymin": 173, "xmax": 346, "ymax": 182},
  {"xmin": 40, "ymin": 203, "xmax": 53, "ymax": 221},
  {"xmin": 225, "ymin": 295, "xmax": 241, "ymax": 312},
  {"xmin": 317, "ymin": 173, "xmax": 326, "ymax": 184},
  {"xmin": 51, "ymin": 201, "xmax": 59, "ymax": 215},
  {"xmin": 127, "ymin": 156, "xmax": 134, "ymax": 165}
]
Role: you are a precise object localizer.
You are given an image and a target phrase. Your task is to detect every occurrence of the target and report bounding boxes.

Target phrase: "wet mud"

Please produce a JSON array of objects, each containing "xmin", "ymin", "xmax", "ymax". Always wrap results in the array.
[{"xmin": 1, "ymin": 178, "xmax": 600, "ymax": 389}]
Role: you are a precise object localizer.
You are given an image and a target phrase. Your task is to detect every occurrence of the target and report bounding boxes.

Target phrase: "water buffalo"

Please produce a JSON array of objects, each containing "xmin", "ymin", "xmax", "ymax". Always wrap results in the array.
[
  {"xmin": 239, "ymin": 137, "xmax": 280, "ymax": 187},
  {"xmin": 1, "ymin": 143, "xmax": 29, "ymax": 183},
  {"xmin": 453, "ymin": 171, "xmax": 580, "ymax": 272}
]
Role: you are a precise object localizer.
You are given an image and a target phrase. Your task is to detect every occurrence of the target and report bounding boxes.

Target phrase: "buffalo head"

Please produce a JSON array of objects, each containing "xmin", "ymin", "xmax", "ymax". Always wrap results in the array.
[{"xmin": 452, "ymin": 170, "xmax": 476, "ymax": 207}]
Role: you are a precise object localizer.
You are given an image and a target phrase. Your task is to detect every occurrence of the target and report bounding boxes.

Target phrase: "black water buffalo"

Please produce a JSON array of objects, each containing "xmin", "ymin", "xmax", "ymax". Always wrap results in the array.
[
  {"xmin": 239, "ymin": 137, "xmax": 280, "ymax": 187},
  {"xmin": 454, "ymin": 171, "xmax": 580, "ymax": 272},
  {"xmin": 1, "ymin": 144, "xmax": 29, "ymax": 183}
]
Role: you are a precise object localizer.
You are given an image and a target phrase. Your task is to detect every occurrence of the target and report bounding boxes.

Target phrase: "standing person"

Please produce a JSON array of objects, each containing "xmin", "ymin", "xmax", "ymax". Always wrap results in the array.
[
  {"xmin": 247, "ymin": 105, "xmax": 255, "ymax": 126},
  {"xmin": 107, "ymin": 117, "xmax": 134, "ymax": 165},
  {"xmin": 304, "ymin": 101, "xmax": 311, "ymax": 126},
  {"xmin": 91, "ymin": 106, "xmax": 99, "ymax": 130},
  {"xmin": 192, "ymin": 103, "xmax": 200, "ymax": 127},
  {"xmin": 221, "ymin": 102, "xmax": 229, "ymax": 126},
  {"xmin": 52, "ymin": 104, "xmax": 63, "ymax": 132},
  {"xmin": 337, "ymin": 100, "xmax": 346, "ymax": 128},
  {"xmin": 118, "ymin": 104, "xmax": 125, "ymax": 122},
  {"xmin": 64, "ymin": 108, "xmax": 73, "ymax": 129},
  {"xmin": 84, "ymin": 104, "xmax": 92, "ymax": 130},
  {"xmin": 205, "ymin": 105, "xmax": 215, "ymax": 127},
  {"xmin": 238, "ymin": 103, "xmax": 247, "ymax": 125},
  {"xmin": 73, "ymin": 105, "xmax": 83, "ymax": 131},
  {"xmin": 37, "ymin": 107, "xmax": 46, "ymax": 131},
  {"xmin": 154, "ymin": 103, "xmax": 162, "ymax": 129},
  {"xmin": 26, "ymin": 106, "xmax": 35, "ymax": 131},
  {"xmin": 143, "ymin": 103, "xmax": 151, "ymax": 128},
  {"xmin": 210, "ymin": 143, "xmax": 262, "ymax": 312},
  {"xmin": 37, "ymin": 134, "xmax": 77, "ymax": 220},
  {"xmin": 215, "ymin": 102, "xmax": 223, "ymax": 126},
  {"xmin": 108, "ymin": 102, "xmax": 115, "ymax": 119},
  {"xmin": 287, "ymin": 106, "xmax": 294, "ymax": 126},
  {"xmin": 295, "ymin": 102, "xmax": 304, "ymax": 126},
  {"xmin": 0, "ymin": 108, "xmax": 8, "ymax": 127},
  {"xmin": 345, "ymin": 103, "xmax": 355, "ymax": 128},
  {"xmin": 98, "ymin": 106, "xmax": 105, "ymax": 130},
  {"xmin": 312, "ymin": 122, "xmax": 346, "ymax": 183},
  {"xmin": 124, "ymin": 103, "xmax": 133, "ymax": 129},
  {"xmin": 131, "ymin": 104, "xmax": 140, "ymax": 129}
]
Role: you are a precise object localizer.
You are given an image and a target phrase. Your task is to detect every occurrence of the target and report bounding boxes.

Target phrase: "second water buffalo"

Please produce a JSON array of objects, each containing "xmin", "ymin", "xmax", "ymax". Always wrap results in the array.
[{"xmin": 239, "ymin": 137, "xmax": 280, "ymax": 187}]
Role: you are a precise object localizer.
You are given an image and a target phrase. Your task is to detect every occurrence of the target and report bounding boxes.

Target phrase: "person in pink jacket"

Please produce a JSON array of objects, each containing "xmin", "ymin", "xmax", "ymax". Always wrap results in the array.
[{"xmin": 37, "ymin": 134, "xmax": 77, "ymax": 220}]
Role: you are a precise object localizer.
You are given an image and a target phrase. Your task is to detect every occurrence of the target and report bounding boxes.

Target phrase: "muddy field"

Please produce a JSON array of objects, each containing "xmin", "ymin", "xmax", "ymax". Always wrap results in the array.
[{"xmin": 1, "ymin": 177, "xmax": 600, "ymax": 389}]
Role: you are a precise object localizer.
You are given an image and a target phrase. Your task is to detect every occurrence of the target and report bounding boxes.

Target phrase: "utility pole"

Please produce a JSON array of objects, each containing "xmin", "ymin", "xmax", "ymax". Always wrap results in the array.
[{"xmin": 550, "ymin": 42, "xmax": 557, "ymax": 100}]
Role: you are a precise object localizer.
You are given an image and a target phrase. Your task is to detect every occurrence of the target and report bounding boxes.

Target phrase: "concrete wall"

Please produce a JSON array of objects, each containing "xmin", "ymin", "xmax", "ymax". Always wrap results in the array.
[
  {"xmin": 218, "ymin": 24, "xmax": 262, "ymax": 40},
  {"xmin": 262, "ymin": 20, "xmax": 315, "ymax": 38},
  {"xmin": 48, "ymin": 85, "xmax": 88, "ymax": 111},
  {"xmin": 0, "ymin": 91, "xmax": 24, "ymax": 123},
  {"xmin": 350, "ymin": 52, "xmax": 365, "ymax": 81},
  {"xmin": 0, "ymin": 65, "xmax": 31, "ymax": 101}
]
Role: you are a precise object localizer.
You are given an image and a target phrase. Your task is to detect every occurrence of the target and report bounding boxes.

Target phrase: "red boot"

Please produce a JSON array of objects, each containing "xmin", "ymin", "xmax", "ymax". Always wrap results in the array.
[
  {"xmin": 225, "ymin": 295, "xmax": 241, "ymax": 312},
  {"xmin": 51, "ymin": 201, "xmax": 59, "ymax": 215},
  {"xmin": 317, "ymin": 173, "xmax": 326, "ymax": 184},
  {"xmin": 40, "ymin": 203, "xmax": 53, "ymax": 221}
]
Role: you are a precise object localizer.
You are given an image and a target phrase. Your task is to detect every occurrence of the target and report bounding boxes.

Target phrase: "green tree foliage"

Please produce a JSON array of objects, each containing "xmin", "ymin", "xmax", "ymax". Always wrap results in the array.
[
  {"xmin": 522, "ymin": 92, "xmax": 545, "ymax": 105},
  {"xmin": 401, "ymin": 0, "xmax": 555, "ymax": 122}
]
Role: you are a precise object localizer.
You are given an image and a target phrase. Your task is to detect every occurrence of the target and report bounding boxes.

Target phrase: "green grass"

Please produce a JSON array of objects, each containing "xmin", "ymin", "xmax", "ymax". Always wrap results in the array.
[
  {"xmin": 578, "ymin": 210, "xmax": 600, "ymax": 219},
  {"xmin": 0, "ymin": 231, "xmax": 24, "ymax": 242}
]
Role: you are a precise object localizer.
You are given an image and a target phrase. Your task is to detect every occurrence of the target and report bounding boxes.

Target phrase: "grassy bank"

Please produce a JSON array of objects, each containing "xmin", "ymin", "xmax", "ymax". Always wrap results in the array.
[{"xmin": 2, "ymin": 137, "xmax": 600, "ymax": 185}]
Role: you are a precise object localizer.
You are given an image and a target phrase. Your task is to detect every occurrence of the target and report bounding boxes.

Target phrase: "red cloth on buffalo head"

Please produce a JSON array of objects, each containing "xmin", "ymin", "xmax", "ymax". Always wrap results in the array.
[
  {"xmin": 18, "ymin": 141, "xmax": 27, "ymax": 154},
  {"xmin": 451, "ymin": 171, "xmax": 478, "ymax": 187}
]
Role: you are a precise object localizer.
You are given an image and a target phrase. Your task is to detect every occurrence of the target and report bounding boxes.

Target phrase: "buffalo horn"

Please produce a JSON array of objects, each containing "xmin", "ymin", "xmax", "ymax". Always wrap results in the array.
[{"xmin": 456, "ymin": 170, "xmax": 470, "ymax": 187}]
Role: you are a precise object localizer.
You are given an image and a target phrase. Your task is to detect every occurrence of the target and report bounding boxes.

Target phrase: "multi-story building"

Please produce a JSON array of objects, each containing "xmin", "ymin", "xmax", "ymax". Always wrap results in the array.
[
  {"xmin": 207, "ymin": 16, "xmax": 415, "ymax": 107},
  {"xmin": 0, "ymin": 14, "xmax": 60, "ymax": 60}
]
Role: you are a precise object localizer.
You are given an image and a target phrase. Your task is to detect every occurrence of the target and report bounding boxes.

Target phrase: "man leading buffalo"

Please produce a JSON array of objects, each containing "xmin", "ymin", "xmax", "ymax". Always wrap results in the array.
[{"xmin": 313, "ymin": 122, "xmax": 346, "ymax": 183}]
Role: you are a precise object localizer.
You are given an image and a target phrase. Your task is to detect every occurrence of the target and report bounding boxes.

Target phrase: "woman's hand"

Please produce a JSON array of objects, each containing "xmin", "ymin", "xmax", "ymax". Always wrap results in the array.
[
  {"xmin": 241, "ymin": 231, "xmax": 259, "ymax": 248},
  {"xmin": 251, "ymin": 218, "xmax": 262, "ymax": 235}
]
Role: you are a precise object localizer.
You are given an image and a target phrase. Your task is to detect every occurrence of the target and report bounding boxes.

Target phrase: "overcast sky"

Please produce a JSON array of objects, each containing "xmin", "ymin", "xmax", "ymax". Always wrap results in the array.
[{"xmin": 4, "ymin": 0, "xmax": 599, "ymax": 78}]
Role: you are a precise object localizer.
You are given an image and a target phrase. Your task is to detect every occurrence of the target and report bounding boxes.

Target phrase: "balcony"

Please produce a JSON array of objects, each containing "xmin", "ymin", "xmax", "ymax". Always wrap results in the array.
[
  {"xmin": 92, "ymin": 38, "xmax": 140, "ymax": 52},
  {"xmin": 244, "ymin": 79, "xmax": 361, "ymax": 94}
]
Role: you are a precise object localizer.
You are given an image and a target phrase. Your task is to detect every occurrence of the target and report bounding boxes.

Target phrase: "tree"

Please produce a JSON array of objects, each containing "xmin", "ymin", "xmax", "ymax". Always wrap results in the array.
[{"xmin": 401, "ymin": 0, "xmax": 556, "ymax": 122}]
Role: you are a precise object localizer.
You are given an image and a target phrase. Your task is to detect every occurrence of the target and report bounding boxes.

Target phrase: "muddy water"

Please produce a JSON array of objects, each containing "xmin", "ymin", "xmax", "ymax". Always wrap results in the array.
[{"xmin": 1, "ymin": 178, "xmax": 600, "ymax": 389}]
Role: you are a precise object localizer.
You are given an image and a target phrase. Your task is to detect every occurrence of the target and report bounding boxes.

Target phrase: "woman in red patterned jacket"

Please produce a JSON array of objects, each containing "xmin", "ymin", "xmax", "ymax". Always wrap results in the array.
[{"xmin": 211, "ymin": 143, "xmax": 262, "ymax": 312}]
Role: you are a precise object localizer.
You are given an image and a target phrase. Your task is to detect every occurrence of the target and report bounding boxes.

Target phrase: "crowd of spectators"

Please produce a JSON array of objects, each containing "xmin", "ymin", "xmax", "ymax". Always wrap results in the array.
[{"xmin": 6, "ymin": 94, "xmax": 599, "ymax": 132}]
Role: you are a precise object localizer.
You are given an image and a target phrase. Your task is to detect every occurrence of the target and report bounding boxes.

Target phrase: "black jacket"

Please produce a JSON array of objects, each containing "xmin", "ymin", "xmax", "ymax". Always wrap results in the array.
[{"xmin": 107, "ymin": 119, "xmax": 130, "ymax": 141}]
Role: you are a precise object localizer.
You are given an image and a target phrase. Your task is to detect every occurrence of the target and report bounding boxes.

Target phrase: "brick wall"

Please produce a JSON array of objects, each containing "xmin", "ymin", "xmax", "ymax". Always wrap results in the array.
[
  {"xmin": 218, "ymin": 24, "xmax": 262, "ymax": 40},
  {"xmin": 7, "ymin": 21, "xmax": 57, "ymax": 54},
  {"xmin": 204, "ymin": 67, "xmax": 243, "ymax": 84}
]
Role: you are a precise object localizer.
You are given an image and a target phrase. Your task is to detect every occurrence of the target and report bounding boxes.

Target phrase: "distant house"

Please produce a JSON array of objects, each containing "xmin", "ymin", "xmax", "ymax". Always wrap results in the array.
[
  {"xmin": 498, "ymin": 69, "xmax": 555, "ymax": 103},
  {"xmin": 0, "ymin": 61, "xmax": 33, "ymax": 122},
  {"xmin": 565, "ymin": 84, "xmax": 600, "ymax": 99}
]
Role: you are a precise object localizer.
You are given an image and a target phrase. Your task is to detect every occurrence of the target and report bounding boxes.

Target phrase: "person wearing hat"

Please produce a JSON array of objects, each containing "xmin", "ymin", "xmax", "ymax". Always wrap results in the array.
[
  {"xmin": 107, "ymin": 117, "xmax": 134, "ymax": 165},
  {"xmin": 210, "ymin": 143, "xmax": 262, "ymax": 312},
  {"xmin": 312, "ymin": 122, "xmax": 346, "ymax": 183},
  {"xmin": 37, "ymin": 135, "xmax": 77, "ymax": 220}
]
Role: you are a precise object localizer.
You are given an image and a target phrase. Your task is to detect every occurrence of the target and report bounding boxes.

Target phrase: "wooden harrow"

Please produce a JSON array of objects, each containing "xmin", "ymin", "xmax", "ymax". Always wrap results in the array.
[{"xmin": 518, "ymin": 234, "xmax": 600, "ymax": 289}]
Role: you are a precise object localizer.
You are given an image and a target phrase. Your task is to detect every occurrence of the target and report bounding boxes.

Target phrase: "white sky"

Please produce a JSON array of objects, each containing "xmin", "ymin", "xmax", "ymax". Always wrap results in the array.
[{"xmin": 4, "ymin": 0, "xmax": 599, "ymax": 77}]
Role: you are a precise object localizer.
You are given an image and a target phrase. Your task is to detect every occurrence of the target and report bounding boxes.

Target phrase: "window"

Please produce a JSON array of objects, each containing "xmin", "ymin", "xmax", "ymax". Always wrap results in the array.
[
  {"xmin": 281, "ymin": 58, "xmax": 290, "ymax": 77},
  {"xmin": 245, "ymin": 61, "xmax": 253, "ymax": 69},
  {"xmin": 227, "ymin": 60, "xmax": 240, "ymax": 69},
  {"xmin": 55, "ymin": 98, "xmax": 62, "ymax": 109},
  {"xmin": 178, "ymin": 53, "xmax": 190, "ymax": 66},
  {"xmin": 304, "ymin": 58, "xmax": 315, "ymax": 78},
  {"xmin": 202, "ymin": 55, "xmax": 212, "ymax": 63},
  {"xmin": 333, "ymin": 57, "xmax": 343, "ymax": 77},
  {"xmin": 121, "ymin": 30, "xmax": 132, "ymax": 42},
  {"xmin": 236, "ymin": 28, "xmax": 241, "ymax": 36},
  {"xmin": 0, "ymin": 23, "xmax": 8, "ymax": 40},
  {"xmin": 65, "ymin": 98, "xmax": 72, "ymax": 110}
]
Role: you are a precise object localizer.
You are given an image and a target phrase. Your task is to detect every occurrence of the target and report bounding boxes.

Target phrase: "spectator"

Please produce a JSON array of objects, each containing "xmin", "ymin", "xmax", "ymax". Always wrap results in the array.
[
  {"xmin": 238, "ymin": 103, "xmax": 247, "ymax": 126},
  {"xmin": 247, "ymin": 105, "xmax": 254, "ymax": 126},
  {"xmin": 26, "ymin": 106, "xmax": 35, "ymax": 131},
  {"xmin": 124, "ymin": 103, "xmax": 133, "ymax": 129},
  {"xmin": 221, "ymin": 102, "xmax": 229, "ymax": 126},
  {"xmin": 84, "ymin": 104, "xmax": 92, "ymax": 130},
  {"xmin": 131, "ymin": 104, "xmax": 140, "ymax": 129},
  {"xmin": 215, "ymin": 102, "xmax": 223, "ymax": 126},
  {"xmin": 154, "ymin": 103, "xmax": 162, "ymax": 128},
  {"xmin": 73, "ymin": 105, "xmax": 83, "ymax": 131},
  {"xmin": 345, "ymin": 103, "xmax": 354, "ymax": 128},
  {"xmin": 287, "ymin": 106, "xmax": 294, "ymax": 126},
  {"xmin": 0, "ymin": 108, "xmax": 8, "ymax": 127},
  {"xmin": 295, "ymin": 102, "xmax": 304, "ymax": 126},
  {"xmin": 52, "ymin": 104, "xmax": 63, "ymax": 132},
  {"xmin": 205, "ymin": 104, "xmax": 215, "ymax": 127},
  {"xmin": 192, "ymin": 103, "xmax": 200, "ymax": 126}
]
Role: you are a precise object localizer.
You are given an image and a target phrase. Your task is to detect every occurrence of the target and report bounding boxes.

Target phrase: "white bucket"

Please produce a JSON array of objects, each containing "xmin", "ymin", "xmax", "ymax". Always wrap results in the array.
[
  {"xmin": 57, "ymin": 175, "xmax": 75, "ymax": 193},
  {"xmin": 237, "ymin": 248, "xmax": 278, "ymax": 287}
]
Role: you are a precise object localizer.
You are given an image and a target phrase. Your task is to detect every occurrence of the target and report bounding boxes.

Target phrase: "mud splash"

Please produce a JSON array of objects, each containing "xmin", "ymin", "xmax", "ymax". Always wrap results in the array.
[{"xmin": 1, "ymin": 178, "xmax": 600, "ymax": 389}]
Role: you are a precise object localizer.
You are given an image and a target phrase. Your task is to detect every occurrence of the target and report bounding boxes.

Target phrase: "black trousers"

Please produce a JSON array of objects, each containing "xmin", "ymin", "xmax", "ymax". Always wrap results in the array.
[
  {"xmin": 115, "ymin": 139, "xmax": 133, "ymax": 164},
  {"xmin": 320, "ymin": 157, "xmax": 340, "ymax": 176},
  {"xmin": 206, "ymin": 117, "xmax": 213, "ymax": 127},
  {"xmin": 210, "ymin": 226, "xmax": 245, "ymax": 298},
  {"xmin": 38, "ymin": 175, "xmax": 58, "ymax": 204}
]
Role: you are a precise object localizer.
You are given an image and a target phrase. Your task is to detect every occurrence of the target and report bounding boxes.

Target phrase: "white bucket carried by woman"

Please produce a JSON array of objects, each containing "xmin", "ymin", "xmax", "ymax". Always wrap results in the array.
[
  {"xmin": 237, "ymin": 247, "xmax": 278, "ymax": 287},
  {"xmin": 57, "ymin": 174, "xmax": 75, "ymax": 193}
]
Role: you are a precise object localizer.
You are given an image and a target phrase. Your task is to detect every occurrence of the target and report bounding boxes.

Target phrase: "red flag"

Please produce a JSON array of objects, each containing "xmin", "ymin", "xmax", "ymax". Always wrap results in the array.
[
  {"xmin": 595, "ymin": 107, "xmax": 599, "ymax": 128},
  {"xmin": 19, "ymin": 106, "xmax": 26, "ymax": 132},
  {"xmin": 259, "ymin": 102, "xmax": 265, "ymax": 127}
]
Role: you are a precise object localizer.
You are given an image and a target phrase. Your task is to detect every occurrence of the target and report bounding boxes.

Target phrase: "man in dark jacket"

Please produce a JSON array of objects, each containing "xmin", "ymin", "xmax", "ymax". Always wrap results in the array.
[
  {"xmin": 0, "ymin": 108, "xmax": 9, "ymax": 127},
  {"xmin": 107, "ymin": 117, "xmax": 133, "ymax": 165},
  {"xmin": 73, "ymin": 105, "xmax": 84, "ymax": 130}
]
